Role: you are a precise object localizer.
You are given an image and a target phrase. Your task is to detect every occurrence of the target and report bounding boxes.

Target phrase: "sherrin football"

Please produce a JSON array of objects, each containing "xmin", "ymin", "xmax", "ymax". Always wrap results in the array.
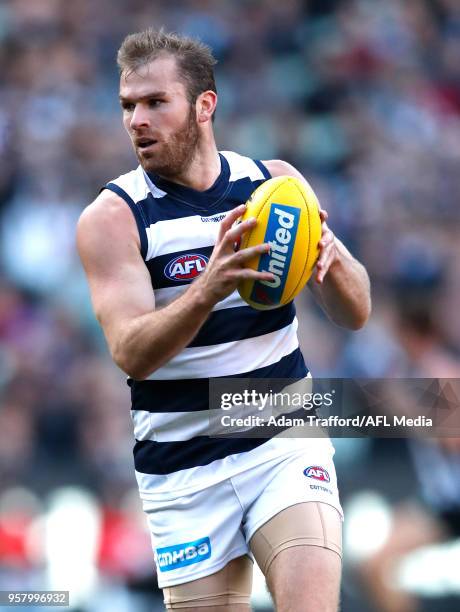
[{"xmin": 237, "ymin": 176, "xmax": 322, "ymax": 310}]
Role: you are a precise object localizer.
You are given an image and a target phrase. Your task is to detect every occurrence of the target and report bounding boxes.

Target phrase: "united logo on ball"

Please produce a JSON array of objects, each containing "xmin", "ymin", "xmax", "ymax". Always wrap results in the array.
[{"xmin": 237, "ymin": 176, "xmax": 322, "ymax": 310}]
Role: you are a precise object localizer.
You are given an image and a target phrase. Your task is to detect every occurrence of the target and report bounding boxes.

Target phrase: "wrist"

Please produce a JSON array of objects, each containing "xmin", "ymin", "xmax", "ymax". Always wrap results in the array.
[
  {"xmin": 329, "ymin": 244, "xmax": 341, "ymax": 273},
  {"xmin": 318, "ymin": 244, "xmax": 340, "ymax": 286},
  {"xmin": 187, "ymin": 277, "xmax": 218, "ymax": 312}
]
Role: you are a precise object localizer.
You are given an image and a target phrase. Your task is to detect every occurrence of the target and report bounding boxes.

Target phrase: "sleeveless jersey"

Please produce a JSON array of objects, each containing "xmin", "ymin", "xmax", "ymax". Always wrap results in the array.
[{"xmin": 104, "ymin": 151, "xmax": 310, "ymax": 500}]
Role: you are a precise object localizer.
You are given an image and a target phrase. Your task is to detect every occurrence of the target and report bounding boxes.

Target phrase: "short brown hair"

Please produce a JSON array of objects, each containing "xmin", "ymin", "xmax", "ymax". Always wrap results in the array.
[{"xmin": 117, "ymin": 28, "xmax": 217, "ymax": 105}]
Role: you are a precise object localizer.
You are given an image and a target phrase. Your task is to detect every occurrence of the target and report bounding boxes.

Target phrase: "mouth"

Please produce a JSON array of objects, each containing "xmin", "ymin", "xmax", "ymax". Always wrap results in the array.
[{"xmin": 136, "ymin": 139, "xmax": 158, "ymax": 150}]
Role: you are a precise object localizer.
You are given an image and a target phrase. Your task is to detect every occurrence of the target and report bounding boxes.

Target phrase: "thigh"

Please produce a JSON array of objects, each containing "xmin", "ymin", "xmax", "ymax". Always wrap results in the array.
[
  {"xmin": 143, "ymin": 480, "xmax": 249, "ymax": 590},
  {"xmin": 249, "ymin": 502, "xmax": 342, "ymax": 612},
  {"xmin": 266, "ymin": 544, "xmax": 341, "ymax": 612},
  {"xmin": 163, "ymin": 554, "xmax": 253, "ymax": 611}
]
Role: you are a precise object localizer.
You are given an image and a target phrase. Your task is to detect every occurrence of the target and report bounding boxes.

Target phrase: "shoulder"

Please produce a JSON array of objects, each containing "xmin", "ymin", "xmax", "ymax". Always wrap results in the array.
[
  {"xmin": 78, "ymin": 189, "xmax": 136, "ymax": 231},
  {"xmin": 262, "ymin": 159, "xmax": 306, "ymax": 182},
  {"xmin": 77, "ymin": 189, "xmax": 140, "ymax": 255}
]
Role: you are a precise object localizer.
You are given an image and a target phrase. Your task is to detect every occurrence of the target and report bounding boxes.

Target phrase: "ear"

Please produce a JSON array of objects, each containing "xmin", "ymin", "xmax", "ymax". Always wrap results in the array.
[{"xmin": 196, "ymin": 90, "xmax": 217, "ymax": 124}]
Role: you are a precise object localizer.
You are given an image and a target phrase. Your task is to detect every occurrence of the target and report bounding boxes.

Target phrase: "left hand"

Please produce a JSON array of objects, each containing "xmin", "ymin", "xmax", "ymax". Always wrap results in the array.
[{"xmin": 315, "ymin": 209, "xmax": 338, "ymax": 284}]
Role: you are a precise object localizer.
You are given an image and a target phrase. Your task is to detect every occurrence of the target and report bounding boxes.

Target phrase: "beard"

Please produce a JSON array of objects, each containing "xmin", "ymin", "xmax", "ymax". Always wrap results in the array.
[{"xmin": 135, "ymin": 106, "xmax": 200, "ymax": 179}]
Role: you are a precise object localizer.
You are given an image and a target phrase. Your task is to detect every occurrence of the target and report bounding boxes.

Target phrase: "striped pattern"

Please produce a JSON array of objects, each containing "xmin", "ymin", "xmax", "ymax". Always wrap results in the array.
[
  {"xmin": 130, "ymin": 348, "xmax": 309, "ymax": 464},
  {"xmin": 105, "ymin": 151, "xmax": 309, "ymax": 482},
  {"xmin": 145, "ymin": 318, "xmax": 300, "ymax": 380}
]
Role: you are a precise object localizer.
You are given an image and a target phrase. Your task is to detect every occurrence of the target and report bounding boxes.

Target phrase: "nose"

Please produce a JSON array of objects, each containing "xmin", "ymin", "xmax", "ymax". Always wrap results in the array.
[{"xmin": 130, "ymin": 103, "xmax": 150, "ymax": 131}]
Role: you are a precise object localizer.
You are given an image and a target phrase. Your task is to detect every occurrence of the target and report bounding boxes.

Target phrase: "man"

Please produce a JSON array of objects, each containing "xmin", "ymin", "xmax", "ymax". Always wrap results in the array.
[{"xmin": 77, "ymin": 29, "xmax": 371, "ymax": 612}]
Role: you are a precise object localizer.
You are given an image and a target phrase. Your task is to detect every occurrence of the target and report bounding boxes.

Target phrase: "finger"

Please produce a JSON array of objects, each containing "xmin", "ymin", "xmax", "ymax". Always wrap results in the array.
[
  {"xmin": 217, "ymin": 204, "xmax": 247, "ymax": 242},
  {"xmin": 228, "ymin": 268, "xmax": 276, "ymax": 282},
  {"xmin": 318, "ymin": 231, "xmax": 334, "ymax": 249},
  {"xmin": 231, "ymin": 242, "xmax": 270, "ymax": 264},
  {"xmin": 214, "ymin": 217, "xmax": 254, "ymax": 257},
  {"xmin": 317, "ymin": 247, "xmax": 334, "ymax": 273},
  {"xmin": 222, "ymin": 216, "xmax": 257, "ymax": 247},
  {"xmin": 319, "ymin": 209, "xmax": 329, "ymax": 222},
  {"xmin": 317, "ymin": 240, "xmax": 334, "ymax": 264},
  {"xmin": 316, "ymin": 260, "xmax": 332, "ymax": 284},
  {"xmin": 315, "ymin": 247, "xmax": 335, "ymax": 283},
  {"xmin": 316, "ymin": 267, "xmax": 326, "ymax": 284},
  {"xmin": 320, "ymin": 220, "xmax": 330, "ymax": 236}
]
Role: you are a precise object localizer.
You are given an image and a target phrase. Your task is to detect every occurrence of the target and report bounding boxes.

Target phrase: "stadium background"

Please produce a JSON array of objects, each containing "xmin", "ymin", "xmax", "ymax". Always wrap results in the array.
[{"xmin": 0, "ymin": 0, "xmax": 459, "ymax": 610}]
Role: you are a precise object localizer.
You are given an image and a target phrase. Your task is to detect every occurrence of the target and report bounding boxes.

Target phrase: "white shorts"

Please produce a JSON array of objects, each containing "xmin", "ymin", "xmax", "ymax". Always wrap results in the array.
[{"xmin": 143, "ymin": 439, "xmax": 342, "ymax": 588}]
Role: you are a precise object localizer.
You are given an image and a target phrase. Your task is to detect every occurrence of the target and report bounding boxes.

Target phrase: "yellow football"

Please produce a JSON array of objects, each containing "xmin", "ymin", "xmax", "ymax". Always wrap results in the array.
[{"xmin": 238, "ymin": 176, "xmax": 322, "ymax": 310}]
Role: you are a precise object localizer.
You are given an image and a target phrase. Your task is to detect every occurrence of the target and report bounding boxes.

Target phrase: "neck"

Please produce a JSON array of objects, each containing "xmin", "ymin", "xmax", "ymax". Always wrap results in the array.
[{"xmin": 156, "ymin": 133, "xmax": 221, "ymax": 191}]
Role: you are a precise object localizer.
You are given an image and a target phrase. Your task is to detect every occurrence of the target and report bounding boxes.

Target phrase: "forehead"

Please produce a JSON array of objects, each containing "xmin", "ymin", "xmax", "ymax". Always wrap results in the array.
[{"xmin": 119, "ymin": 55, "xmax": 187, "ymax": 99}]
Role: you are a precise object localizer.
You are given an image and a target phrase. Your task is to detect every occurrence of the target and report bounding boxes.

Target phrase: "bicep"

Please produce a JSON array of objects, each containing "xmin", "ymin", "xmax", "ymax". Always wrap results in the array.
[
  {"xmin": 87, "ymin": 251, "xmax": 155, "ymax": 342},
  {"xmin": 77, "ymin": 195, "xmax": 155, "ymax": 348}
]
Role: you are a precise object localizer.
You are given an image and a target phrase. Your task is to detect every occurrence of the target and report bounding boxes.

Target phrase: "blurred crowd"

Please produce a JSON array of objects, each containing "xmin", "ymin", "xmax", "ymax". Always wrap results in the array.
[{"xmin": 0, "ymin": 0, "xmax": 460, "ymax": 610}]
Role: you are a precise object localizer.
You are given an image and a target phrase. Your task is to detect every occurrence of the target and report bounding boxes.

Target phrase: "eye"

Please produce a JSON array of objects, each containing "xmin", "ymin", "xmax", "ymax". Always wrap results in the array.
[
  {"xmin": 148, "ymin": 99, "xmax": 163, "ymax": 108},
  {"xmin": 121, "ymin": 102, "xmax": 135, "ymax": 112}
]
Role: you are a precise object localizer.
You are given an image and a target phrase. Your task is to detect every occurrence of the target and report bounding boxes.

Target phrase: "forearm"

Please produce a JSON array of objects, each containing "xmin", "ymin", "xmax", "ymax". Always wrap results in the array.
[
  {"xmin": 310, "ymin": 239, "xmax": 371, "ymax": 330},
  {"xmin": 112, "ymin": 282, "xmax": 214, "ymax": 380}
]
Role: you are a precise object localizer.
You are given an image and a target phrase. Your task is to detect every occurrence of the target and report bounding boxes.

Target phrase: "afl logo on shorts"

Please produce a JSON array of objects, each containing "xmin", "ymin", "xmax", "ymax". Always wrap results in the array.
[
  {"xmin": 164, "ymin": 254, "xmax": 208, "ymax": 282},
  {"xmin": 303, "ymin": 466, "xmax": 330, "ymax": 483}
]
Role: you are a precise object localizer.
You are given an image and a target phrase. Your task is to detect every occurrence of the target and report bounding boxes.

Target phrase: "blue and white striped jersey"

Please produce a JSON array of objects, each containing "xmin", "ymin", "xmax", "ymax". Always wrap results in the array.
[{"xmin": 105, "ymin": 150, "xmax": 310, "ymax": 500}]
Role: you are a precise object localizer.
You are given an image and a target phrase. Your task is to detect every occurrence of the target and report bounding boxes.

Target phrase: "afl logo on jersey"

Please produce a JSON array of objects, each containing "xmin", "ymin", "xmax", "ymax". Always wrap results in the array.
[
  {"xmin": 303, "ymin": 466, "xmax": 330, "ymax": 483},
  {"xmin": 164, "ymin": 254, "xmax": 209, "ymax": 282}
]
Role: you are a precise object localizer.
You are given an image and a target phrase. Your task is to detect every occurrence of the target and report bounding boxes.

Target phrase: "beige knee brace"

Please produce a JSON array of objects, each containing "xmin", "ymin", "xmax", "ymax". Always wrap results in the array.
[
  {"xmin": 249, "ymin": 501, "xmax": 342, "ymax": 576},
  {"xmin": 163, "ymin": 555, "xmax": 253, "ymax": 609}
]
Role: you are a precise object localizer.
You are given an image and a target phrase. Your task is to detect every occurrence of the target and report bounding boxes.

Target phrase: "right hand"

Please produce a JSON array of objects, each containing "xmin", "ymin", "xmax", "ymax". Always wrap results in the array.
[{"xmin": 195, "ymin": 204, "xmax": 275, "ymax": 306}]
